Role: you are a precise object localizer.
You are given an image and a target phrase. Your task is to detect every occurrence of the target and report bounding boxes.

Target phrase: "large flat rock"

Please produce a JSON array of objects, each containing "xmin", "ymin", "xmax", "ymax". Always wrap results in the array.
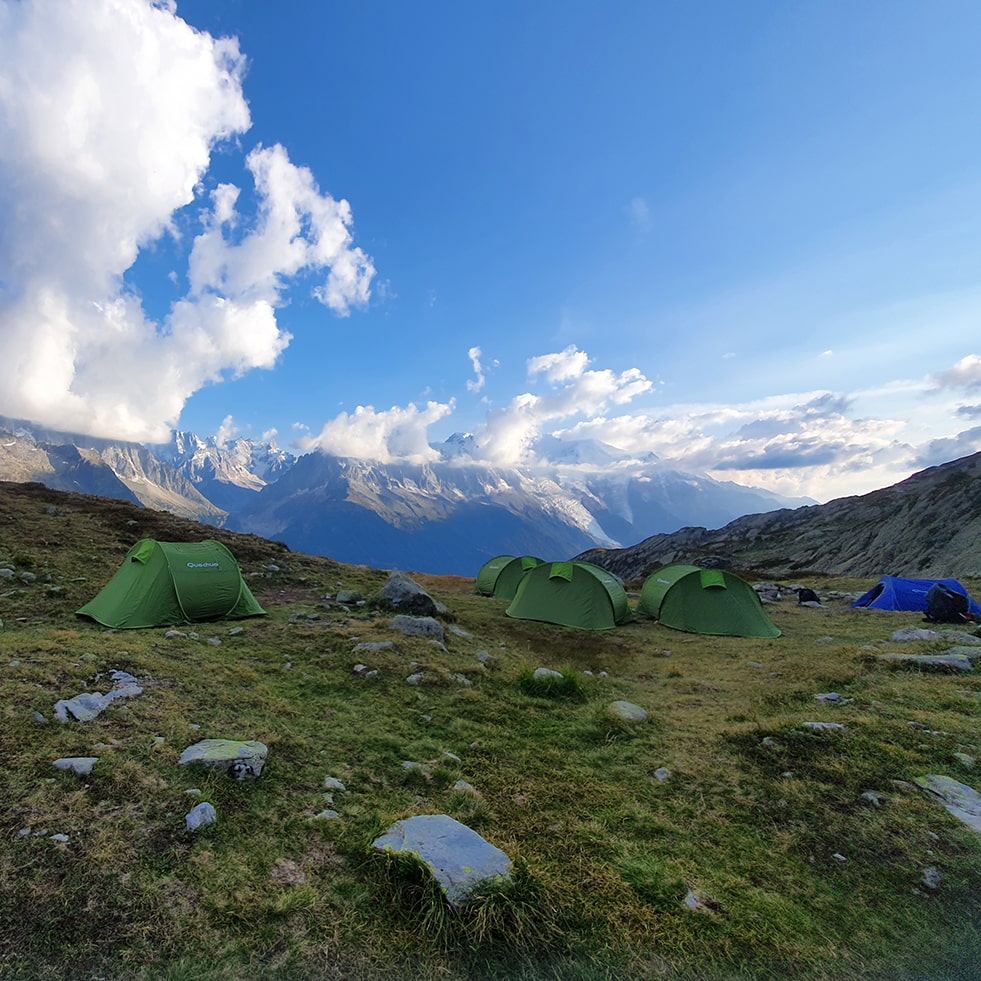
[{"xmin": 372, "ymin": 814, "xmax": 512, "ymax": 906}]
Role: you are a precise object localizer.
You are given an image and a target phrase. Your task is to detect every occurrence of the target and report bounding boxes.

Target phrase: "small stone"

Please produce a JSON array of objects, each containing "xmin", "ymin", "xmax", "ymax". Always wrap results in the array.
[
  {"xmin": 653, "ymin": 767, "xmax": 671, "ymax": 782},
  {"xmin": 32, "ymin": 712, "xmax": 47, "ymax": 724},
  {"xmin": 324, "ymin": 776, "xmax": 346, "ymax": 791},
  {"xmin": 920, "ymin": 866, "xmax": 942, "ymax": 890},
  {"xmin": 53, "ymin": 757, "xmax": 99, "ymax": 776},
  {"xmin": 49, "ymin": 833, "xmax": 69, "ymax": 843},
  {"xmin": 534, "ymin": 667, "xmax": 563, "ymax": 680},
  {"xmin": 832, "ymin": 853, "xmax": 848, "ymax": 863},
  {"xmin": 314, "ymin": 809, "xmax": 341, "ymax": 820},
  {"xmin": 803, "ymin": 722, "xmax": 846, "ymax": 731},
  {"xmin": 406, "ymin": 673, "xmax": 424, "ymax": 685},
  {"xmin": 607, "ymin": 700, "xmax": 647, "ymax": 722},
  {"xmin": 185, "ymin": 802, "xmax": 217, "ymax": 831}
]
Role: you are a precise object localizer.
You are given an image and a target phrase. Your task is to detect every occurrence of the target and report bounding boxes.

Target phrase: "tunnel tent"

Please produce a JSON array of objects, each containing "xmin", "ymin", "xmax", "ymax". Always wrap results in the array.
[
  {"xmin": 638, "ymin": 564, "xmax": 781, "ymax": 638},
  {"xmin": 851, "ymin": 576, "xmax": 981, "ymax": 616},
  {"xmin": 474, "ymin": 554, "xmax": 545, "ymax": 600},
  {"xmin": 505, "ymin": 560, "xmax": 630, "ymax": 630},
  {"xmin": 76, "ymin": 539, "xmax": 266, "ymax": 629}
]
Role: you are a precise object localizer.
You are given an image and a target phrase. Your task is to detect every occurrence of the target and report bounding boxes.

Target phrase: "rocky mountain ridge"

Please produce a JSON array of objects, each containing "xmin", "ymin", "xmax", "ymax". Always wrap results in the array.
[
  {"xmin": 0, "ymin": 416, "xmax": 814, "ymax": 574},
  {"xmin": 576, "ymin": 451, "xmax": 981, "ymax": 582}
]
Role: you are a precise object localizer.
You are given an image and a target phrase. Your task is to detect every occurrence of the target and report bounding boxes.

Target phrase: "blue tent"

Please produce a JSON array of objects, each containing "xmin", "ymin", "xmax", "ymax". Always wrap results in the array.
[{"xmin": 852, "ymin": 576, "xmax": 981, "ymax": 616}]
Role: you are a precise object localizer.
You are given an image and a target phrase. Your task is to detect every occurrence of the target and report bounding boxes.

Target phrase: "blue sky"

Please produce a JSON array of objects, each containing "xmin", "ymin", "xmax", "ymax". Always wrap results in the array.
[{"xmin": 1, "ymin": 0, "xmax": 980, "ymax": 502}]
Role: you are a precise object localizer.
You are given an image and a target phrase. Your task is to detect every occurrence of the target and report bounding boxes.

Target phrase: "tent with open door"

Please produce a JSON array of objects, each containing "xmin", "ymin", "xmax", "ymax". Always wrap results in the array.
[
  {"xmin": 638, "ymin": 564, "xmax": 780, "ymax": 638},
  {"xmin": 505, "ymin": 560, "xmax": 630, "ymax": 630},
  {"xmin": 76, "ymin": 539, "xmax": 266, "ymax": 629},
  {"xmin": 474, "ymin": 554, "xmax": 545, "ymax": 600},
  {"xmin": 851, "ymin": 576, "xmax": 981, "ymax": 616}
]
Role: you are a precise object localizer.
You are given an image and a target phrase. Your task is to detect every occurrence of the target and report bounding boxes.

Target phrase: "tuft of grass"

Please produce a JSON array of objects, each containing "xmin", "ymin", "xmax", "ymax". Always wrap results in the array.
[{"xmin": 516, "ymin": 665, "xmax": 589, "ymax": 702}]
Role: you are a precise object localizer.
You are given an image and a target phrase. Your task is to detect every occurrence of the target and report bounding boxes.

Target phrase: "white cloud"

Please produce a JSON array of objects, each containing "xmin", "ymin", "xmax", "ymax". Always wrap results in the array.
[
  {"xmin": 215, "ymin": 415, "xmax": 238, "ymax": 448},
  {"xmin": 298, "ymin": 401, "xmax": 454, "ymax": 463},
  {"xmin": 466, "ymin": 346, "xmax": 486, "ymax": 392},
  {"xmin": 527, "ymin": 344, "xmax": 590, "ymax": 383},
  {"xmin": 930, "ymin": 353, "xmax": 981, "ymax": 391},
  {"xmin": 469, "ymin": 347, "xmax": 654, "ymax": 466},
  {"xmin": 0, "ymin": 0, "xmax": 373, "ymax": 441}
]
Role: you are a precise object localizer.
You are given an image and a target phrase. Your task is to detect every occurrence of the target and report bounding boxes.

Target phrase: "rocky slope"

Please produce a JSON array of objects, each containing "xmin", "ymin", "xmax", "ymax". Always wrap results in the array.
[{"xmin": 576, "ymin": 451, "xmax": 981, "ymax": 582}]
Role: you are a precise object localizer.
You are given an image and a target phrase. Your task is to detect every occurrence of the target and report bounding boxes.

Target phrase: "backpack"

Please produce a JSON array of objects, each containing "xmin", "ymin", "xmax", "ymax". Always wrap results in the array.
[{"xmin": 924, "ymin": 583, "xmax": 971, "ymax": 624}]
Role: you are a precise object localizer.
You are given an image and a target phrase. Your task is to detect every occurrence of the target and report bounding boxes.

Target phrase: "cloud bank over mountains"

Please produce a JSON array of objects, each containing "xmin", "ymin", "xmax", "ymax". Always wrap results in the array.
[{"xmin": 0, "ymin": 0, "xmax": 979, "ymax": 505}]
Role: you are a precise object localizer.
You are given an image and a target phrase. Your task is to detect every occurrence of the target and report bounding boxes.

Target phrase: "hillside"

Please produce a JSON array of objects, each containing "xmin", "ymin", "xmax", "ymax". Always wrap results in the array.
[
  {"xmin": 1, "ymin": 480, "xmax": 980, "ymax": 980},
  {"xmin": 577, "ymin": 451, "xmax": 981, "ymax": 583}
]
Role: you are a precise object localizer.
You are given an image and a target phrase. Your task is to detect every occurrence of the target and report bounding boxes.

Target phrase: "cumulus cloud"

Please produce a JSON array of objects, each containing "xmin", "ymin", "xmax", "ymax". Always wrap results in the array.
[
  {"xmin": 913, "ymin": 426, "xmax": 981, "ymax": 468},
  {"xmin": 470, "ymin": 346, "xmax": 653, "ymax": 466},
  {"xmin": 930, "ymin": 353, "xmax": 981, "ymax": 391},
  {"xmin": 298, "ymin": 401, "xmax": 454, "ymax": 463},
  {"xmin": 0, "ymin": 0, "xmax": 373, "ymax": 441}
]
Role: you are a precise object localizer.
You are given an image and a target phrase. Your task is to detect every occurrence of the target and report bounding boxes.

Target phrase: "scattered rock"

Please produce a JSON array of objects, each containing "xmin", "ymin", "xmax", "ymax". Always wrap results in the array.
[
  {"xmin": 185, "ymin": 802, "xmax": 217, "ymax": 831},
  {"xmin": 815, "ymin": 692, "xmax": 852, "ymax": 705},
  {"xmin": 914, "ymin": 775, "xmax": 981, "ymax": 832},
  {"xmin": 920, "ymin": 866, "xmax": 942, "ymax": 890},
  {"xmin": 389, "ymin": 615, "xmax": 445, "ymax": 641},
  {"xmin": 178, "ymin": 739, "xmax": 268, "ymax": 781},
  {"xmin": 335, "ymin": 590, "xmax": 363, "ymax": 604},
  {"xmin": 372, "ymin": 814, "xmax": 512, "ymax": 907},
  {"xmin": 533, "ymin": 667, "xmax": 563, "ymax": 680},
  {"xmin": 54, "ymin": 672, "xmax": 143, "ymax": 722},
  {"xmin": 608, "ymin": 700, "xmax": 648, "ymax": 722},
  {"xmin": 653, "ymin": 767, "xmax": 671, "ymax": 782},
  {"xmin": 353, "ymin": 641, "xmax": 393, "ymax": 653},
  {"xmin": 878, "ymin": 653, "xmax": 973, "ymax": 672},
  {"xmin": 372, "ymin": 571, "xmax": 440, "ymax": 617},
  {"xmin": 891, "ymin": 628, "xmax": 941, "ymax": 642},
  {"xmin": 53, "ymin": 757, "xmax": 98, "ymax": 776},
  {"xmin": 803, "ymin": 722, "xmax": 845, "ymax": 731}
]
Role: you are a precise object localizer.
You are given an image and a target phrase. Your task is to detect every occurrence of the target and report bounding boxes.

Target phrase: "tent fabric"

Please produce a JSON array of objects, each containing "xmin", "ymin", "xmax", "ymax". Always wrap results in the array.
[
  {"xmin": 76, "ymin": 539, "xmax": 266, "ymax": 629},
  {"xmin": 474, "ymin": 554, "xmax": 545, "ymax": 600},
  {"xmin": 638, "ymin": 564, "xmax": 781, "ymax": 638},
  {"xmin": 851, "ymin": 576, "xmax": 981, "ymax": 615},
  {"xmin": 505, "ymin": 561, "xmax": 629, "ymax": 630}
]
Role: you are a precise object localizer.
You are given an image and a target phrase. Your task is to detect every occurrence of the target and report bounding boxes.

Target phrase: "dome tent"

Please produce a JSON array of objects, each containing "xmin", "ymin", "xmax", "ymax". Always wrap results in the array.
[
  {"xmin": 76, "ymin": 539, "xmax": 266, "ymax": 629},
  {"xmin": 638, "ymin": 564, "xmax": 780, "ymax": 638},
  {"xmin": 474, "ymin": 554, "xmax": 544, "ymax": 600},
  {"xmin": 851, "ymin": 575, "xmax": 981, "ymax": 616},
  {"xmin": 505, "ymin": 560, "xmax": 629, "ymax": 630}
]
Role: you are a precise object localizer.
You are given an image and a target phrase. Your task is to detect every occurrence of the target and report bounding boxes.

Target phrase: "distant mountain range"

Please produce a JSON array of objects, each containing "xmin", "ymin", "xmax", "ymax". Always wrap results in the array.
[
  {"xmin": 576, "ymin": 450, "xmax": 981, "ymax": 582},
  {"xmin": 0, "ymin": 416, "xmax": 813, "ymax": 575}
]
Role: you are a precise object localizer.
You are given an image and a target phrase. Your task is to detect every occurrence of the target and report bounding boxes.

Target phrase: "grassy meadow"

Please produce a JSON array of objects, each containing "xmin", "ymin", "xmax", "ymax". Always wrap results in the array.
[{"xmin": 1, "ymin": 483, "xmax": 980, "ymax": 980}]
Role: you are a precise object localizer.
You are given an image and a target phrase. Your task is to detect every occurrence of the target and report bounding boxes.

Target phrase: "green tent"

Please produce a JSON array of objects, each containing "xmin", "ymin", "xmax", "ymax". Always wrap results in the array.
[
  {"xmin": 474, "ymin": 554, "xmax": 545, "ymax": 600},
  {"xmin": 638, "ymin": 564, "xmax": 780, "ymax": 638},
  {"xmin": 506, "ymin": 560, "xmax": 630, "ymax": 630},
  {"xmin": 76, "ymin": 539, "xmax": 266, "ymax": 629}
]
